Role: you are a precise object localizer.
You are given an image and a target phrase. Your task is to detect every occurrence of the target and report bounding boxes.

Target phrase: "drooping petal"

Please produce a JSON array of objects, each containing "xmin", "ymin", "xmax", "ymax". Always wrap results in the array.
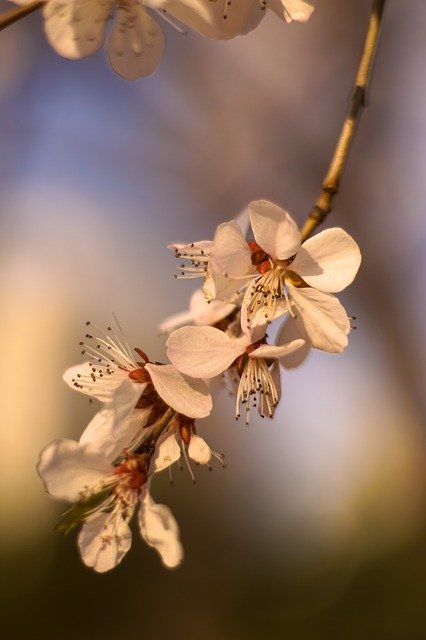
[
  {"xmin": 188, "ymin": 434, "xmax": 211, "ymax": 465},
  {"xmin": 108, "ymin": 2, "xmax": 165, "ymax": 80},
  {"xmin": 78, "ymin": 511, "xmax": 132, "ymax": 573},
  {"xmin": 79, "ymin": 406, "xmax": 152, "ymax": 462},
  {"xmin": 267, "ymin": 0, "xmax": 315, "ymax": 23},
  {"xmin": 43, "ymin": 0, "xmax": 113, "ymax": 59},
  {"xmin": 212, "ymin": 220, "xmax": 253, "ymax": 280},
  {"xmin": 37, "ymin": 439, "xmax": 112, "ymax": 502},
  {"xmin": 153, "ymin": 0, "xmax": 264, "ymax": 40},
  {"xmin": 291, "ymin": 228, "xmax": 362, "ymax": 293},
  {"xmin": 249, "ymin": 200, "xmax": 301, "ymax": 260},
  {"xmin": 139, "ymin": 488, "xmax": 183, "ymax": 569},
  {"xmin": 288, "ymin": 286, "xmax": 350, "ymax": 353},
  {"xmin": 250, "ymin": 338, "xmax": 305, "ymax": 360},
  {"xmin": 151, "ymin": 432, "xmax": 181, "ymax": 472},
  {"xmin": 276, "ymin": 315, "xmax": 311, "ymax": 368},
  {"xmin": 167, "ymin": 325, "xmax": 246, "ymax": 378},
  {"xmin": 145, "ymin": 363, "xmax": 212, "ymax": 418}
]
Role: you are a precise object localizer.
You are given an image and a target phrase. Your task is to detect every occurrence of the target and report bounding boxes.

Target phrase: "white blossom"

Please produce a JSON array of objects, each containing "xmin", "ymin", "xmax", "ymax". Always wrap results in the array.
[{"xmin": 38, "ymin": 439, "xmax": 183, "ymax": 571}]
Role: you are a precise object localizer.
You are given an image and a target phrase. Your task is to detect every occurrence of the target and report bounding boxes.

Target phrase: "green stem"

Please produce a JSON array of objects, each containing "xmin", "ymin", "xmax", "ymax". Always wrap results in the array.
[
  {"xmin": 0, "ymin": 1, "xmax": 43, "ymax": 32},
  {"xmin": 300, "ymin": 0, "xmax": 387, "ymax": 241}
]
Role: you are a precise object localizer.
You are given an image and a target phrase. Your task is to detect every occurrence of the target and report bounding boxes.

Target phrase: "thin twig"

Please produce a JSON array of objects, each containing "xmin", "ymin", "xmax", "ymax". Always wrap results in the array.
[
  {"xmin": 300, "ymin": 0, "xmax": 387, "ymax": 241},
  {"xmin": 0, "ymin": 1, "xmax": 43, "ymax": 32}
]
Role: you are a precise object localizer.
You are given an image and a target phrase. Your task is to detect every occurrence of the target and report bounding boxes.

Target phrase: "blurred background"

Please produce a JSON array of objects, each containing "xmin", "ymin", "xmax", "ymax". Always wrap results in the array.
[{"xmin": 1, "ymin": 0, "xmax": 425, "ymax": 638}]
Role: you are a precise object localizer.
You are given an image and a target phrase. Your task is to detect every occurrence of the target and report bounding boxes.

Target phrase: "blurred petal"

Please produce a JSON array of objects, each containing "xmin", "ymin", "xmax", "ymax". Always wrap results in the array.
[
  {"xmin": 188, "ymin": 434, "xmax": 211, "ymax": 464},
  {"xmin": 276, "ymin": 315, "xmax": 311, "ymax": 368},
  {"xmin": 37, "ymin": 439, "xmax": 112, "ymax": 502},
  {"xmin": 108, "ymin": 2, "xmax": 165, "ymax": 80},
  {"xmin": 151, "ymin": 432, "xmax": 181, "ymax": 472},
  {"xmin": 291, "ymin": 228, "xmax": 362, "ymax": 292},
  {"xmin": 212, "ymin": 220, "xmax": 253, "ymax": 279},
  {"xmin": 139, "ymin": 489, "xmax": 183, "ymax": 569},
  {"xmin": 145, "ymin": 363, "xmax": 212, "ymax": 418},
  {"xmin": 267, "ymin": 0, "xmax": 314, "ymax": 23},
  {"xmin": 63, "ymin": 361, "xmax": 129, "ymax": 402},
  {"xmin": 78, "ymin": 512, "xmax": 132, "ymax": 573}
]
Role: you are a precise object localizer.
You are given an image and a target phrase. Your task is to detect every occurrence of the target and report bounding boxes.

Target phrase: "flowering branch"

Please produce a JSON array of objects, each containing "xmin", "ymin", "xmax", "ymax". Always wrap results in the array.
[
  {"xmin": 0, "ymin": 1, "xmax": 43, "ymax": 32},
  {"xmin": 300, "ymin": 0, "xmax": 387, "ymax": 242}
]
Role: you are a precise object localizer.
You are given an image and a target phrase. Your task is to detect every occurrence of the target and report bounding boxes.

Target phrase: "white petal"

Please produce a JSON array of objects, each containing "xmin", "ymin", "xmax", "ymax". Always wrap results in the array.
[
  {"xmin": 151, "ymin": 432, "xmax": 181, "ymax": 472},
  {"xmin": 158, "ymin": 309, "xmax": 195, "ymax": 335},
  {"xmin": 79, "ymin": 406, "xmax": 151, "ymax": 462},
  {"xmin": 167, "ymin": 325, "xmax": 246, "ymax": 378},
  {"xmin": 43, "ymin": 0, "xmax": 112, "ymax": 59},
  {"xmin": 291, "ymin": 228, "xmax": 362, "ymax": 293},
  {"xmin": 168, "ymin": 240, "xmax": 214, "ymax": 253},
  {"xmin": 267, "ymin": 0, "xmax": 315, "ymax": 23},
  {"xmin": 189, "ymin": 288, "xmax": 237, "ymax": 326},
  {"xmin": 249, "ymin": 200, "xmax": 301, "ymax": 260},
  {"xmin": 63, "ymin": 361, "xmax": 129, "ymax": 402},
  {"xmin": 145, "ymin": 363, "xmax": 212, "ymax": 418},
  {"xmin": 276, "ymin": 315, "xmax": 311, "ymax": 368},
  {"xmin": 289, "ymin": 287, "xmax": 350, "ymax": 353},
  {"xmin": 212, "ymin": 220, "xmax": 253, "ymax": 279},
  {"xmin": 250, "ymin": 338, "xmax": 305, "ymax": 360},
  {"xmin": 155, "ymin": 0, "xmax": 264, "ymax": 40},
  {"xmin": 37, "ymin": 439, "xmax": 112, "ymax": 502},
  {"xmin": 234, "ymin": 207, "xmax": 250, "ymax": 235},
  {"xmin": 108, "ymin": 2, "xmax": 165, "ymax": 80},
  {"xmin": 188, "ymin": 434, "xmax": 211, "ymax": 465},
  {"xmin": 78, "ymin": 511, "xmax": 132, "ymax": 573},
  {"xmin": 204, "ymin": 256, "xmax": 247, "ymax": 302},
  {"xmin": 139, "ymin": 489, "xmax": 183, "ymax": 569}
]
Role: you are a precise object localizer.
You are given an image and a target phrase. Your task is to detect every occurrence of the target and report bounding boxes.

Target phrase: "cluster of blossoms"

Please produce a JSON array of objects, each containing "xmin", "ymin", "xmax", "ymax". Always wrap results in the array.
[
  {"xmin": 38, "ymin": 199, "xmax": 361, "ymax": 572},
  {"xmin": 11, "ymin": 0, "xmax": 314, "ymax": 79}
]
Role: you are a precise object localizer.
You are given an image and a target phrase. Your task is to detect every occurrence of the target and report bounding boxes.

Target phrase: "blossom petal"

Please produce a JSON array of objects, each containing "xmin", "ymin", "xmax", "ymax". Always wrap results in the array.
[
  {"xmin": 250, "ymin": 338, "xmax": 305, "ymax": 360},
  {"xmin": 204, "ymin": 257, "xmax": 247, "ymax": 302},
  {"xmin": 37, "ymin": 439, "xmax": 112, "ymax": 502},
  {"xmin": 249, "ymin": 200, "xmax": 301, "ymax": 260},
  {"xmin": 212, "ymin": 220, "xmax": 253, "ymax": 280},
  {"xmin": 108, "ymin": 2, "xmax": 165, "ymax": 80},
  {"xmin": 145, "ymin": 363, "xmax": 212, "ymax": 418},
  {"xmin": 289, "ymin": 287, "xmax": 350, "ymax": 353},
  {"xmin": 80, "ymin": 406, "xmax": 152, "ymax": 461},
  {"xmin": 151, "ymin": 432, "xmax": 181, "ymax": 473},
  {"xmin": 276, "ymin": 315, "xmax": 311, "ymax": 368},
  {"xmin": 167, "ymin": 326, "xmax": 246, "ymax": 378},
  {"xmin": 154, "ymin": 0, "xmax": 264, "ymax": 40},
  {"xmin": 139, "ymin": 489, "xmax": 183, "ymax": 569},
  {"xmin": 190, "ymin": 288, "xmax": 237, "ymax": 325},
  {"xmin": 63, "ymin": 361, "xmax": 129, "ymax": 402},
  {"xmin": 78, "ymin": 512, "xmax": 132, "ymax": 573},
  {"xmin": 188, "ymin": 434, "xmax": 211, "ymax": 465},
  {"xmin": 291, "ymin": 228, "xmax": 362, "ymax": 292},
  {"xmin": 43, "ymin": 0, "xmax": 112, "ymax": 59},
  {"xmin": 267, "ymin": 0, "xmax": 315, "ymax": 23}
]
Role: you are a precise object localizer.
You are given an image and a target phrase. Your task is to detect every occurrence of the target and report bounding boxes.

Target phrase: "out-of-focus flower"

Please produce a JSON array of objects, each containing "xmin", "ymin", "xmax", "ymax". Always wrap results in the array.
[
  {"xmin": 166, "ymin": 322, "xmax": 304, "ymax": 422},
  {"xmin": 64, "ymin": 322, "xmax": 212, "ymax": 459},
  {"xmin": 38, "ymin": 439, "xmax": 183, "ymax": 571},
  {"xmin": 159, "ymin": 287, "xmax": 237, "ymax": 335}
]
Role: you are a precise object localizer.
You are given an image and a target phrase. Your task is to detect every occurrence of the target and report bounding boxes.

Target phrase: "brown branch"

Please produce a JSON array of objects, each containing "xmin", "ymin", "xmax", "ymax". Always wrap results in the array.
[
  {"xmin": 0, "ymin": 1, "xmax": 43, "ymax": 32},
  {"xmin": 300, "ymin": 0, "xmax": 387, "ymax": 242}
]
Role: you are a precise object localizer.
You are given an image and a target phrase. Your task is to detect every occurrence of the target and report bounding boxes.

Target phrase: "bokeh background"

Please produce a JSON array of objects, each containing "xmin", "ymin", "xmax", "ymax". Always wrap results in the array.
[{"xmin": 1, "ymin": 1, "xmax": 425, "ymax": 638}]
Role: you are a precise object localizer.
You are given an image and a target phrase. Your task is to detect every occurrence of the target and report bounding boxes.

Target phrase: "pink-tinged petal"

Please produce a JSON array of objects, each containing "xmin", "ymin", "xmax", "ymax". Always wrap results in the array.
[
  {"xmin": 291, "ymin": 228, "xmax": 362, "ymax": 293},
  {"xmin": 108, "ymin": 2, "xmax": 165, "ymax": 80},
  {"xmin": 267, "ymin": 0, "xmax": 314, "ymax": 23},
  {"xmin": 250, "ymin": 338, "xmax": 305, "ymax": 360},
  {"xmin": 155, "ymin": 0, "xmax": 264, "ymax": 40},
  {"xmin": 289, "ymin": 287, "xmax": 350, "ymax": 353},
  {"xmin": 80, "ymin": 406, "xmax": 151, "ymax": 462},
  {"xmin": 145, "ymin": 363, "xmax": 212, "ymax": 418},
  {"xmin": 139, "ymin": 489, "xmax": 183, "ymax": 569},
  {"xmin": 78, "ymin": 512, "xmax": 132, "ymax": 573},
  {"xmin": 43, "ymin": 0, "xmax": 112, "ymax": 59},
  {"xmin": 212, "ymin": 221, "xmax": 253, "ymax": 279},
  {"xmin": 188, "ymin": 434, "xmax": 211, "ymax": 465},
  {"xmin": 167, "ymin": 326, "xmax": 245, "ymax": 378},
  {"xmin": 204, "ymin": 257, "xmax": 247, "ymax": 302},
  {"xmin": 151, "ymin": 432, "xmax": 181, "ymax": 473},
  {"xmin": 37, "ymin": 439, "xmax": 112, "ymax": 502},
  {"xmin": 276, "ymin": 315, "xmax": 311, "ymax": 368},
  {"xmin": 63, "ymin": 361, "xmax": 129, "ymax": 402},
  {"xmin": 249, "ymin": 200, "xmax": 301, "ymax": 260}
]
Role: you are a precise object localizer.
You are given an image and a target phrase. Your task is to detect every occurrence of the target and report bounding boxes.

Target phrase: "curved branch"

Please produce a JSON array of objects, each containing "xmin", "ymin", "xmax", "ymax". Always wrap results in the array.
[{"xmin": 0, "ymin": 1, "xmax": 43, "ymax": 32}]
